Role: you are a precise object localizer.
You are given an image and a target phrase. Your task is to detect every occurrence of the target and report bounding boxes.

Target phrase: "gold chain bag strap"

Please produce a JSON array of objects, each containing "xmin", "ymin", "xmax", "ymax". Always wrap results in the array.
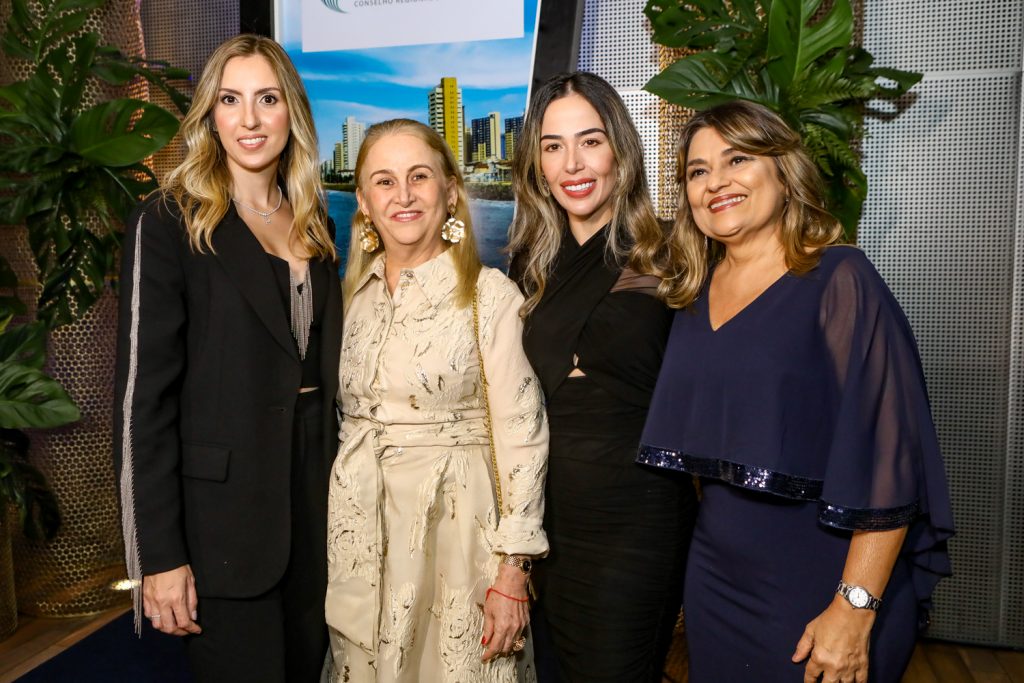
[
  {"xmin": 472, "ymin": 286, "xmax": 503, "ymax": 514},
  {"xmin": 473, "ymin": 286, "xmax": 538, "ymax": 600}
]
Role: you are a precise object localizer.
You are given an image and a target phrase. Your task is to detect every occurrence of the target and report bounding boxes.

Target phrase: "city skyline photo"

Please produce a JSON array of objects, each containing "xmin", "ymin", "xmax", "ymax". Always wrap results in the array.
[
  {"xmin": 277, "ymin": 0, "xmax": 541, "ymax": 270},
  {"xmin": 278, "ymin": 0, "xmax": 539, "ymax": 167}
]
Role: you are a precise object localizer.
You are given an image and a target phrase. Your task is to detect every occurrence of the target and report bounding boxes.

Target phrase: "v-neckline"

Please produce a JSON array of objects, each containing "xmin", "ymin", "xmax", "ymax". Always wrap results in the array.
[
  {"xmin": 567, "ymin": 222, "xmax": 610, "ymax": 250},
  {"xmin": 706, "ymin": 267, "xmax": 790, "ymax": 333}
]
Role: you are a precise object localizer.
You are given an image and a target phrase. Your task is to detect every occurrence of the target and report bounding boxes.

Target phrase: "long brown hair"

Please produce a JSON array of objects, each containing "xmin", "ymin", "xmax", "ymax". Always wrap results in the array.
[
  {"xmin": 508, "ymin": 71, "xmax": 667, "ymax": 315},
  {"xmin": 342, "ymin": 119, "xmax": 480, "ymax": 309},
  {"xmin": 664, "ymin": 100, "xmax": 843, "ymax": 309},
  {"xmin": 163, "ymin": 34, "xmax": 333, "ymax": 260}
]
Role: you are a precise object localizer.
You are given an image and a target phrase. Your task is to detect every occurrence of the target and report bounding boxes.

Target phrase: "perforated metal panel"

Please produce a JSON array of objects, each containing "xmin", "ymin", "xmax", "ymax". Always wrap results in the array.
[
  {"xmin": 861, "ymin": 76, "xmax": 1019, "ymax": 645},
  {"xmin": 861, "ymin": 0, "xmax": 1023, "ymax": 647},
  {"xmin": 140, "ymin": 0, "xmax": 240, "ymax": 182},
  {"xmin": 579, "ymin": 0, "xmax": 663, "ymax": 211},
  {"xmin": 619, "ymin": 89, "xmax": 662, "ymax": 213},
  {"xmin": 863, "ymin": 1, "xmax": 1022, "ymax": 73},
  {"xmin": 578, "ymin": 0, "xmax": 658, "ymax": 90},
  {"xmin": 1008, "ymin": 83, "xmax": 1024, "ymax": 647}
]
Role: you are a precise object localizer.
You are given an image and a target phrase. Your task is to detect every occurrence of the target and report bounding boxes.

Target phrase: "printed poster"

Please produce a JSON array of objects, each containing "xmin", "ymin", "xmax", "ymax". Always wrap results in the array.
[{"xmin": 278, "ymin": 0, "xmax": 540, "ymax": 271}]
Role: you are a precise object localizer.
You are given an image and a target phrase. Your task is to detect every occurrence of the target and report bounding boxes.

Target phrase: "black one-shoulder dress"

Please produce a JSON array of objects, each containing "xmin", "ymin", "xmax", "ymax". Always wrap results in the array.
[{"xmin": 513, "ymin": 225, "xmax": 697, "ymax": 683}]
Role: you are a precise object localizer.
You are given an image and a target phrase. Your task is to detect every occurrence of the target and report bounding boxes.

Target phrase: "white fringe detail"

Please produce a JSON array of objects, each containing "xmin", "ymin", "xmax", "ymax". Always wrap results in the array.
[{"xmin": 119, "ymin": 214, "xmax": 145, "ymax": 636}]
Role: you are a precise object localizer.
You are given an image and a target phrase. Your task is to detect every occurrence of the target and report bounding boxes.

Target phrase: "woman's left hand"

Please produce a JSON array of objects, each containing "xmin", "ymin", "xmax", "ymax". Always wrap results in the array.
[
  {"xmin": 480, "ymin": 563, "xmax": 530, "ymax": 662},
  {"xmin": 791, "ymin": 596, "xmax": 875, "ymax": 683}
]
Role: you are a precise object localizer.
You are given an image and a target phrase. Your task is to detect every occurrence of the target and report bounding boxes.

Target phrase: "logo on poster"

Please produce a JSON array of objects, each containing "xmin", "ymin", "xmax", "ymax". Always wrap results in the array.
[
  {"xmin": 321, "ymin": 0, "xmax": 439, "ymax": 11},
  {"xmin": 304, "ymin": 0, "xmax": 523, "ymax": 53}
]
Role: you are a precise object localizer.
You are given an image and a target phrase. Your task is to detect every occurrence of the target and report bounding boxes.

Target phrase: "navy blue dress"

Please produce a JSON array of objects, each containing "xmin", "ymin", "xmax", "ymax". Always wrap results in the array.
[{"xmin": 639, "ymin": 246, "xmax": 953, "ymax": 683}]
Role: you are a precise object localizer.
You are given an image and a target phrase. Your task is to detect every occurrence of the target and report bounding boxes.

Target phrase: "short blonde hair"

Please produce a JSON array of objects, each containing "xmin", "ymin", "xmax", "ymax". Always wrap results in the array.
[
  {"xmin": 664, "ymin": 100, "xmax": 843, "ymax": 309},
  {"xmin": 342, "ymin": 119, "xmax": 480, "ymax": 308}
]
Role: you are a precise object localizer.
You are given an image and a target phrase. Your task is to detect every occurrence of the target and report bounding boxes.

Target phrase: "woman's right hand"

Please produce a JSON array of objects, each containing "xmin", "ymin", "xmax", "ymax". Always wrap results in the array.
[
  {"xmin": 480, "ymin": 564, "xmax": 530, "ymax": 661},
  {"xmin": 142, "ymin": 565, "xmax": 202, "ymax": 636}
]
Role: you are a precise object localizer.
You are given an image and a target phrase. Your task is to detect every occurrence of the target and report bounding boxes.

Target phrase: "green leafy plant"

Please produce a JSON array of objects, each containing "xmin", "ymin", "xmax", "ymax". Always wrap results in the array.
[
  {"xmin": 644, "ymin": 0, "xmax": 922, "ymax": 236},
  {"xmin": 0, "ymin": 312, "xmax": 78, "ymax": 540},
  {"xmin": 0, "ymin": 0, "xmax": 189, "ymax": 329},
  {"xmin": 0, "ymin": 0, "xmax": 189, "ymax": 540}
]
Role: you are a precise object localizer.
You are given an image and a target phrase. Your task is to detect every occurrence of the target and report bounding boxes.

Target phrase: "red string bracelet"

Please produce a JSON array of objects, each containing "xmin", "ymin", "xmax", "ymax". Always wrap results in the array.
[{"xmin": 486, "ymin": 587, "xmax": 529, "ymax": 603}]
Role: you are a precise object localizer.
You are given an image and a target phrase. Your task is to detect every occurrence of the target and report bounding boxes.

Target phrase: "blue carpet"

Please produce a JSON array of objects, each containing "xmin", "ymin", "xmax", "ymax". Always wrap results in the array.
[{"xmin": 17, "ymin": 612, "xmax": 192, "ymax": 682}]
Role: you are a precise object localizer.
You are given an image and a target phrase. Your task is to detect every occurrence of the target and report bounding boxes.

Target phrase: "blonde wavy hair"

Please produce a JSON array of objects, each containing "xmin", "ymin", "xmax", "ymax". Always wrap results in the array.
[
  {"xmin": 163, "ymin": 34, "xmax": 333, "ymax": 260},
  {"xmin": 342, "ymin": 119, "xmax": 480, "ymax": 309},
  {"xmin": 664, "ymin": 100, "xmax": 843, "ymax": 309},
  {"xmin": 508, "ymin": 71, "xmax": 667, "ymax": 315}
]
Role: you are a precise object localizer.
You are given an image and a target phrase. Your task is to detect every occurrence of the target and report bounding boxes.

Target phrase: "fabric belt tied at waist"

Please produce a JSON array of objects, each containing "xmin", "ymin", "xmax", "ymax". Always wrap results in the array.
[{"xmin": 324, "ymin": 414, "xmax": 489, "ymax": 654}]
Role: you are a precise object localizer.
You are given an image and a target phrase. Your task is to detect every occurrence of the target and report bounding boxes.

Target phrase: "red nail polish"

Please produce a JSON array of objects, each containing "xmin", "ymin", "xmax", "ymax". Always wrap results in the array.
[{"xmin": 481, "ymin": 636, "xmax": 488, "ymax": 645}]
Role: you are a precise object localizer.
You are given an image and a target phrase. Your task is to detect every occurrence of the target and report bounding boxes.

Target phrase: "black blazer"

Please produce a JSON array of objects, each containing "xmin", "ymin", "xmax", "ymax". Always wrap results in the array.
[{"xmin": 113, "ymin": 194, "xmax": 342, "ymax": 598}]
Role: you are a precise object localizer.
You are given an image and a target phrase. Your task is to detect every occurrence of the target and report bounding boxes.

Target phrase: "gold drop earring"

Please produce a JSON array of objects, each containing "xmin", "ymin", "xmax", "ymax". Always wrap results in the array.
[{"xmin": 441, "ymin": 205, "xmax": 465, "ymax": 244}]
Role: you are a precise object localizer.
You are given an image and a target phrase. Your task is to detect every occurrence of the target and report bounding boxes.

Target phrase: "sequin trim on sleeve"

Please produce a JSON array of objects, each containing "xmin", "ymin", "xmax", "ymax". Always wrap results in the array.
[{"xmin": 818, "ymin": 500, "xmax": 920, "ymax": 531}]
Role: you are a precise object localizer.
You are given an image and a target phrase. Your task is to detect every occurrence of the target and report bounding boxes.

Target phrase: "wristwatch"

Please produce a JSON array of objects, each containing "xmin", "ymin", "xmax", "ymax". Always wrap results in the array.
[
  {"xmin": 836, "ymin": 580, "xmax": 881, "ymax": 611},
  {"xmin": 502, "ymin": 554, "xmax": 533, "ymax": 575}
]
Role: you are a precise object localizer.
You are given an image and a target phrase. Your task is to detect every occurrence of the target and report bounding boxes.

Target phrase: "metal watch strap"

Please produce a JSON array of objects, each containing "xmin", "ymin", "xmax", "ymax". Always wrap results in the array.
[
  {"xmin": 502, "ymin": 554, "xmax": 532, "ymax": 574},
  {"xmin": 836, "ymin": 580, "xmax": 882, "ymax": 611}
]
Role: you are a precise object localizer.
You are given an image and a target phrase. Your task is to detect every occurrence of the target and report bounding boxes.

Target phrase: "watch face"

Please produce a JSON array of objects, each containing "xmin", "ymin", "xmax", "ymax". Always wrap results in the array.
[{"xmin": 848, "ymin": 587, "xmax": 869, "ymax": 608}]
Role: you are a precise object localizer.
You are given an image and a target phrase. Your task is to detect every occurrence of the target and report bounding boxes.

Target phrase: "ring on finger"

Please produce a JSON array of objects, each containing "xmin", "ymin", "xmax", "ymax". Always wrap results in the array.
[
  {"xmin": 512, "ymin": 636, "xmax": 526, "ymax": 652},
  {"xmin": 146, "ymin": 614, "xmax": 161, "ymax": 619}
]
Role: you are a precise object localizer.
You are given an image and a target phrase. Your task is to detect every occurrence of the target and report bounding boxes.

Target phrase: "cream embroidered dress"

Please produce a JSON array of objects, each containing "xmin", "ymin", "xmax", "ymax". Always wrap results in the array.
[{"xmin": 325, "ymin": 250, "xmax": 548, "ymax": 682}]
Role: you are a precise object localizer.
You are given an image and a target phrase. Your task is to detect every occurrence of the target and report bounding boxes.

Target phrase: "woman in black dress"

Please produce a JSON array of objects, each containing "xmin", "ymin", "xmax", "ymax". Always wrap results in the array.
[
  {"xmin": 113, "ymin": 35, "xmax": 340, "ymax": 681},
  {"xmin": 639, "ymin": 100, "xmax": 953, "ymax": 682},
  {"xmin": 508, "ymin": 71, "xmax": 697, "ymax": 682}
]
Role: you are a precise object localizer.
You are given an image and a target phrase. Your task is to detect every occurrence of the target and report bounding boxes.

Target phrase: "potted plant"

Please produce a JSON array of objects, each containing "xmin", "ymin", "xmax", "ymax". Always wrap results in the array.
[
  {"xmin": 0, "ymin": 0, "xmax": 188, "ymax": 328},
  {"xmin": 0, "ymin": 308, "xmax": 78, "ymax": 637},
  {"xmin": 0, "ymin": 318, "xmax": 73, "ymax": 536},
  {"xmin": 0, "ymin": 0, "xmax": 189, "ymax": 616},
  {"xmin": 643, "ymin": 0, "xmax": 922, "ymax": 237}
]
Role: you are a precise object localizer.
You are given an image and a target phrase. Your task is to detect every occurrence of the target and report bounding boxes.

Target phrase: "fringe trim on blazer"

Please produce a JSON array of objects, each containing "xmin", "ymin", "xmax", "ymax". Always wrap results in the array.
[{"xmin": 119, "ymin": 214, "xmax": 145, "ymax": 635}]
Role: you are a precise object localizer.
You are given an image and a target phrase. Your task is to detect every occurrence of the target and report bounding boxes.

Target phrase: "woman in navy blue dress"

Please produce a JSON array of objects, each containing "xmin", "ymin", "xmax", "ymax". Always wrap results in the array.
[{"xmin": 639, "ymin": 101, "xmax": 954, "ymax": 683}]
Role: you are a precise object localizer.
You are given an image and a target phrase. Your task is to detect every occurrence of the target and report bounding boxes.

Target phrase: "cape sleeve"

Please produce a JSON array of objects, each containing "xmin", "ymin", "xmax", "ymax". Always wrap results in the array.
[
  {"xmin": 112, "ymin": 198, "xmax": 190, "ymax": 626},
  {"xmin": 818, "ymin": 249, "xmax": 954, "ymax": 605},
  {"xmin": 476, "ymin": 269, "xmax": 549, "ymax": 558}
]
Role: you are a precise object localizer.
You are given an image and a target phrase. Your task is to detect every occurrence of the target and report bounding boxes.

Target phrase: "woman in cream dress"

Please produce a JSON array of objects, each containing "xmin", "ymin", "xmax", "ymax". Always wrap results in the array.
[{"xmin": 325, "ymin": 118, "xmax": 549, "ymax": 682}]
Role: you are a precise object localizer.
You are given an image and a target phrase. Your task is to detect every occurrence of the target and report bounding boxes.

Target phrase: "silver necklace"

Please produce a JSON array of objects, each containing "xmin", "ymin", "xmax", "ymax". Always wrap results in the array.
[
  {"xmin": 232, "ymin": 185, "xmax": 283, "ymax": 224},
  {"xmin": 290, "ymin": 261, "xmax": 313, "ymax": 359}
]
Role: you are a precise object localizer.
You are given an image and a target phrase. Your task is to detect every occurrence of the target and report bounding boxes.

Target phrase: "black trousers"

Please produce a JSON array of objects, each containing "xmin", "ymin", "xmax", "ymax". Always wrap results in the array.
[{"xmin": 184, "ymin": 391, "xmax": 329, "ymax": 682}]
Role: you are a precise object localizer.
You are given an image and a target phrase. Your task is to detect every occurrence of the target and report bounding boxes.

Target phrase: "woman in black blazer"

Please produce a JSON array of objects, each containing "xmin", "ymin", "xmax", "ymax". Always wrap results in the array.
[{"xmin": 112, "ymin": 35, "xmax": 341, "ymax": 682}]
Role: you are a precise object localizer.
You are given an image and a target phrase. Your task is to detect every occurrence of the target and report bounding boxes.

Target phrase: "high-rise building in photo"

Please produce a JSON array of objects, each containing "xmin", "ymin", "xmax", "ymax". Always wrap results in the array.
[
  {"xmin": 428, "ymin": 77, "xmax": 463, "ymax": 163},
  {"xmin": 333, "ymin": 142, "xmax": 343, "ymax": 172},
  {"xmin": 463, "ymin": 121, "xmax": 473, "ymax": 166},
  {"xmin": 487, "ymin": 112, "xmax": 500, "ymax": 160},
  {"xmin": 471, "ymin": 116, "xmax": 490, "ymax": 162},
  {"xmin": 342, "ymin": 116, "xmax": 366, "ymax": 171},
  {"xmin": 471, "ymin": 112, "xmax": 501, "ymax": 162},
  {"xmin": 504, "ymin": 115, "xmax": 523, "ymax": 160}
]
